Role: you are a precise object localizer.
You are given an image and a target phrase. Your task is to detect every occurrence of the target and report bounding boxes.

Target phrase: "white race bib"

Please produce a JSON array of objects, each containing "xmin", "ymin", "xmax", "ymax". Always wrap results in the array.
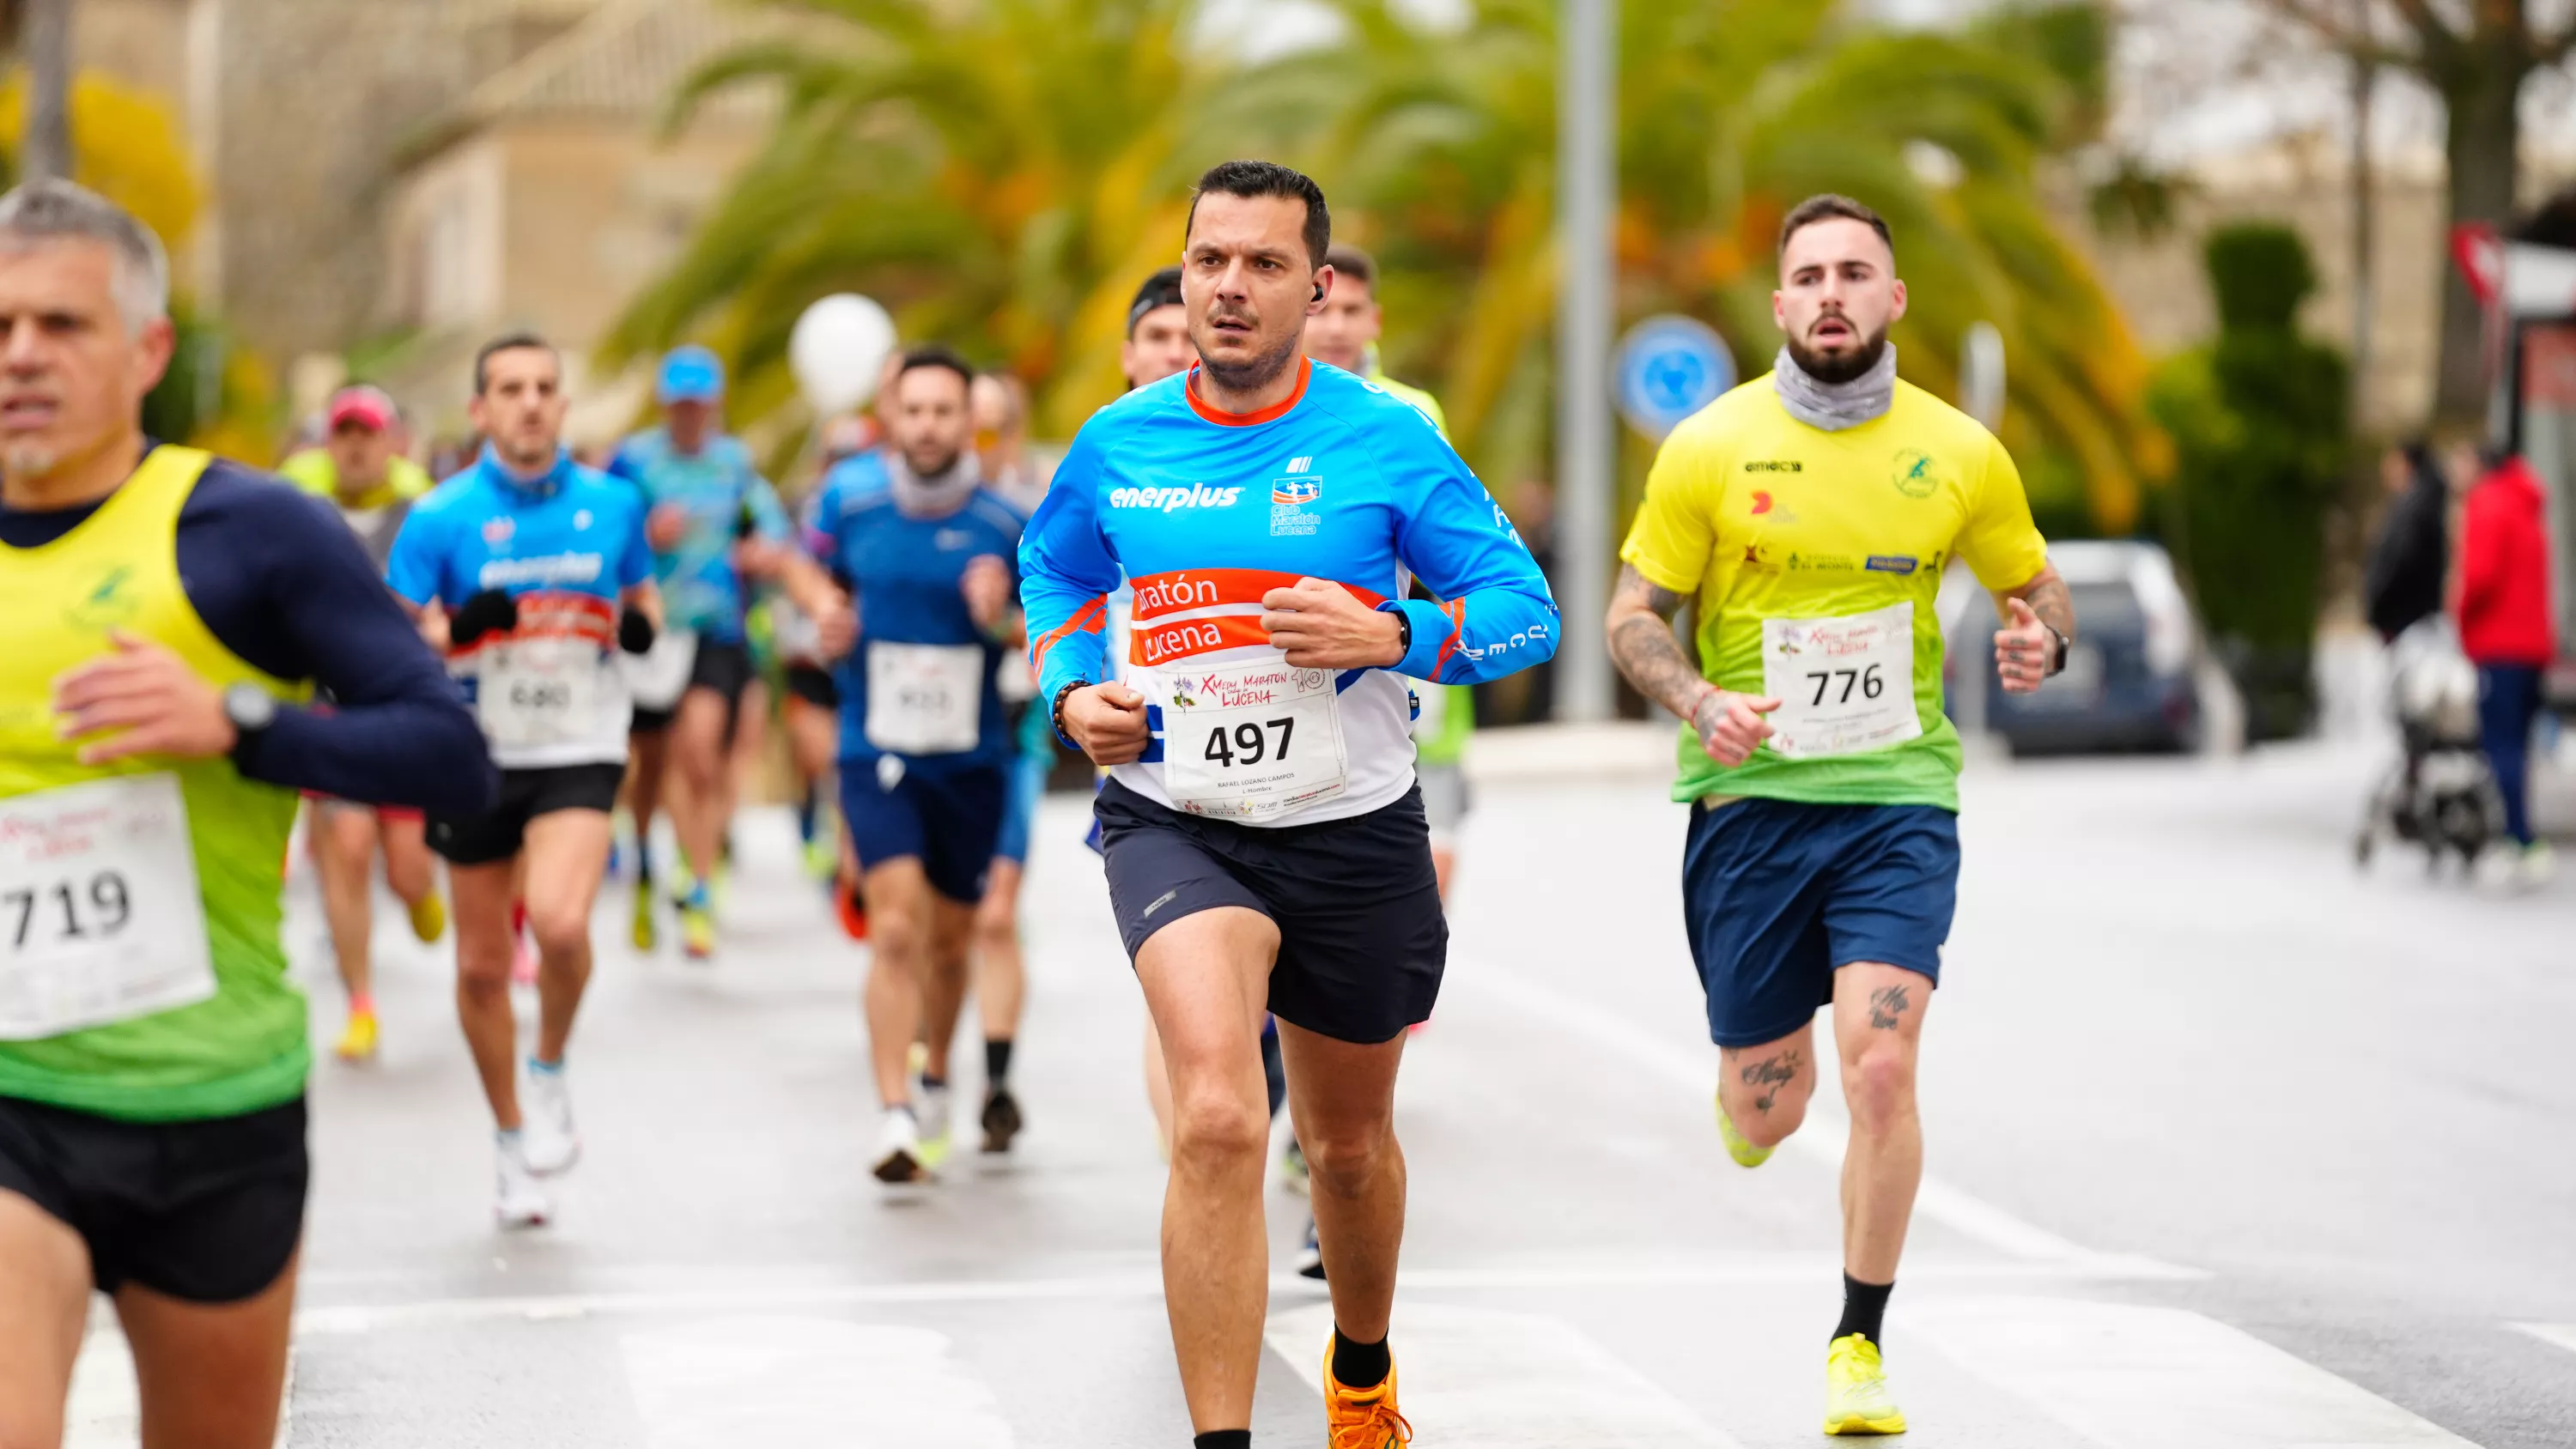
[
  {"xmin": 624, "ymin": 627, "xmax": 698, "ymax": 711},
  {"xmin": 770, "ymin": 600, "xmax": 824, "ymax": 664},
  {"xmin": 1147, "ymin": 658, "xmax": 1349, "ymax": 820},
  {"xmin": 995, "ymin": 646, "xmax": 1038, "ymax": 704},
  {"xmin": 866, "ymin": 641, "xmax": 984, "ymax": 755},
  {"xmin": 478, "ymin": 636, "xmax": 605, "ymax": 752},
  {"xmin": 0, "ymin": 774, "xmax": 215, "ymax": 1040},
  {"xmin": 1760, "ymin": 601, "xmax": 1922, "ymax": 761}
]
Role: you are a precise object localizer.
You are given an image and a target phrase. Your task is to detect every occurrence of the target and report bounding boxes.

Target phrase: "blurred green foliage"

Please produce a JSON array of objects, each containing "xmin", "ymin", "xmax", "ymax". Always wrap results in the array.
[
  {"xmin": 616, "ymin": 0, "xmax": 2166, "ymax": 535},
  {"xmin": 2149, "ymin": 222, "xmax": 2348, "ymax": 742}
]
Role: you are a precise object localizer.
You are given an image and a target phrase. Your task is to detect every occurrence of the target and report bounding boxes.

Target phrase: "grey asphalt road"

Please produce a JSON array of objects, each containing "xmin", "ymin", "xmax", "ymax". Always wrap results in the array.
[{"xmin": 60, "ymin": 738, "xmax": 2576, "ymax": 1447}]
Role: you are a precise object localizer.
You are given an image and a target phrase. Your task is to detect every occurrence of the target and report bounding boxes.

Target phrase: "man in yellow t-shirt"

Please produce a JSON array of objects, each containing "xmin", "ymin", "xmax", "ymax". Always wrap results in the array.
[{"xmin": 1607, "ymin": 194, "xmax": 2076, "ymax": 1438}]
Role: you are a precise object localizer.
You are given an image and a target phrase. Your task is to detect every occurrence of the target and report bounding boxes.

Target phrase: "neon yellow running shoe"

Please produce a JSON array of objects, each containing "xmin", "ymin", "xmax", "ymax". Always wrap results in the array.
[
  {"xmin": 332, "ymin": 1009, "xmax": 379, "ymax": 1063},
  {"xmin": 630, "ymin": 888, "xmax": 657, "ymax": 952},
  {"xmin": 1715, "ymin": 1091, "xmax": 1774, "ymax": 1168},
  {"xmin": 679, "ymin": 898, "xmax": 715, "ymax": 961},
  {"xmin": 407, "ymin": 892, "xmax": 447, "ymax": 945},
  {"xmin": 1824, "ymin": 1333, "xmax": 1906, "ymax": 1436}
]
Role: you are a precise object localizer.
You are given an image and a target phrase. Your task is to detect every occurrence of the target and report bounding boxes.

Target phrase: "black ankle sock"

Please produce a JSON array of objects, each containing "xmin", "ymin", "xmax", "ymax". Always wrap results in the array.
[
  {"xmin": 920, "ymin": 1072, "xmax": 946, "ymax": 1092},
  {"xmin": 984, "ymin": 1038, "xmax": 1015, "ymax": 1085},
  {"xmin": 1833, "ymin": 1273, "xmax": 1894, "ymax": 1345},
  {"xmin": 1193, "ymin": 1432, "xmax": 1250, "ymax": 1449},
  {"xmin": 1331, "ymin": 1325, "xmax": 1390, "ymax": 1389}
]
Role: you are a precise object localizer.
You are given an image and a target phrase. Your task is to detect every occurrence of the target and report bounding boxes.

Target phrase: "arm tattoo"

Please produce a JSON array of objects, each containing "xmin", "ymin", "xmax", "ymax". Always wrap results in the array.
[
  {"xmin": 1607, "ymin": 564, "xmax": 1710, "ymax": 720},
  {"xmin": 1868, "ymin": 984, "xmax": 1911, "ymax": 1030},
  {"xmin": 1737, "ymin": 1048, "xmax": 1802, "ymax": 1113},
  {"xmin": 2016, "ymin": 573, "xmax": 2076, "ymax": 646}
]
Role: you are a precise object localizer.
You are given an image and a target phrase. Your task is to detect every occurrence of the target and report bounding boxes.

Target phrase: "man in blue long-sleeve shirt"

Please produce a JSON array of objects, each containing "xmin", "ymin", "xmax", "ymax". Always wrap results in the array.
[{"xmin": 0, "ymin": 179, "xmax": 491, "ymax": 1449}]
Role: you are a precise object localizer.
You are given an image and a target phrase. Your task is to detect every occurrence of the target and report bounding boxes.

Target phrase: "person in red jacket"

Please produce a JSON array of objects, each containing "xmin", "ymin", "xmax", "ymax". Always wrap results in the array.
[{"xmin": 2456, "ymin": 451, "xmax": 2557, "ymax": 876}]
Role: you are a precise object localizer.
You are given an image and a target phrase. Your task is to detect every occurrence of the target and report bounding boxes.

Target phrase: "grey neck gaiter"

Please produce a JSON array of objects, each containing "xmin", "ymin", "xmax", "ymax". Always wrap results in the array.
[
  {"xmin": 1773, "ymin": 343, "xmax": 1898, "ymax": 433},
  {"xmin": 889, "ymin": 451, "xmax": 982, "ymax": 518}
]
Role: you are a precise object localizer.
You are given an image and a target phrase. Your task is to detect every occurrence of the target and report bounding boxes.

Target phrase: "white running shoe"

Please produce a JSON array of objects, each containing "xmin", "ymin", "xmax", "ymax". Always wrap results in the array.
[
  {"xmin": 872, "ymin": 1106, "xmax": 927, "ymax": 1184},
  {"xmin": 495, "ymin": 1137, "xmax": 550, "ymax": 1228},
  {"xmin": 521, "ymin": 1066, "xmax": 581, "ymax": 1175}
]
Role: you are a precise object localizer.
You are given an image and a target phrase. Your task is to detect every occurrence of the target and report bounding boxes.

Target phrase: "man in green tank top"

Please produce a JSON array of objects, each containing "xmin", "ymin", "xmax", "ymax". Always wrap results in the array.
[{"xmin": 0, "ymin": 181, "xmax": 490, "ymax": 1449}]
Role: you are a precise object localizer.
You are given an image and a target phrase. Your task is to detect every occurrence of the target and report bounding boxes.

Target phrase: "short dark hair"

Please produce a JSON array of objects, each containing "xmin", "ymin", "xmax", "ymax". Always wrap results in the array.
[
  {"xmin": 1127, "ymin": 265, "xmax": 1185, "ymax": 336},
  {"xmin": 474, "ymin": 331, "xmax": 558, "ymax": 396},
  {"xmin": 1778, "ymin": 194, "xmax": 1893, "ymax": 260},
  {"xmin": 1324, "ymin": 245, "xmax": 1375, "ymax": 290},
  {"xmin": 893, "ymin": 344, "xmax": 974, "ymax": 395},
  {"xmin": 1185, "ymin": 160, "xmax": 1330, "ymax": 269}
]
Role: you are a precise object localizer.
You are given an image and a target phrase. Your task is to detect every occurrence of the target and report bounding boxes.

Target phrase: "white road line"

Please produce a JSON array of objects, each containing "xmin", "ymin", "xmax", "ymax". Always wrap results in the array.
[
  {"xmin": 65, "ymin": 1322, "xmax": 292, "ymax": 1449},
  {"xmin": 1469, "ymin": 961, "xmax": 2174, "ymax": 1270},
  {"xmin": 292, "ymin": 1252, "xmax": 2190, "ymax": 1337},
  {"xmin": 1266, "ymin": 1301, "xmax": 1744, "ymax": 1448},
  {"xmin": 2514, "ymin": 1322, "xmax": 2576, "ymax": 1356},
  {"xmin": 622, "ymin": 1317, "xmax": 1012, "ymax": 1448},
  {"xmin": 1910, "ymin": 1298, "xmax": 2481, "ymax": 1448}
]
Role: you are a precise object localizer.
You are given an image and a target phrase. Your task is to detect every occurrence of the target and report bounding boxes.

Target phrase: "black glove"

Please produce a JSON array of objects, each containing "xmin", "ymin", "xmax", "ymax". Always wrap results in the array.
[
  {"xmin": 451, "ymin": 589, "xmax": 519, "ymax": 647},
  {"xmin": 733, "ymin": 501, "xmax": 760, "ymax": 542},
  {"xmin": 618, "ymin": 607, "xmax": 658, "ymax": 655}
]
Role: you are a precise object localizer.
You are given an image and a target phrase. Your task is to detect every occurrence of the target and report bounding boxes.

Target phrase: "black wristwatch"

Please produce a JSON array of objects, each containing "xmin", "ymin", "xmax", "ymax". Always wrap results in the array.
[
  {"xmin": 1393, "ymin": 609, "xmax": 1413, "ymax": 659},
  {"xmin": 222, "ymin": 682, "xmax": 278, "ymax": 759},
  {"xmin": 2042, "ymin": 623, "xmax": 2071, "ymax": 676}
]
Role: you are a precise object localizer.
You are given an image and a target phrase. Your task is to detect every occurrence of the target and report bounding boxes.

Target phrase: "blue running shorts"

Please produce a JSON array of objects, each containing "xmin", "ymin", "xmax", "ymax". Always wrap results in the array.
[
  {"xmin": 1681, "ymin": 797, "xmax": 1958, "ymax": 1049},
  {"xmin": 841, "ymin": 757, "xmax": 1007, "ymax": 903}
]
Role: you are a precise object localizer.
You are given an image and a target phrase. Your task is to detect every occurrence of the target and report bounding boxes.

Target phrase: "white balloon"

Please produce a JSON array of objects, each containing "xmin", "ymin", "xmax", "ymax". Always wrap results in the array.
[{"xmin": 789, "ymin": 294, "xmax": 896, "ymax": 415}]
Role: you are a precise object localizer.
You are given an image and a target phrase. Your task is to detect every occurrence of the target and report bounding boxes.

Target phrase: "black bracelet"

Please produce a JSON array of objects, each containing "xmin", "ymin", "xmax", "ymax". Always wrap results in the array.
[
  {"xmin": 1394, "ymin": 610, "xmax": 1413, "ymax": 658},
  {"xmin": 1050, "ymin": 680, "xmax": 1084, "ymax": 743}
]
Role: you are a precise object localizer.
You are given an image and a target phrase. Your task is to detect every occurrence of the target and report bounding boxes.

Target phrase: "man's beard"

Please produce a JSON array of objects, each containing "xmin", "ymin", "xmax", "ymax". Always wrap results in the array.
[
  {"xmin": 1197, "ymin": 324, "xmax": 1303, "ymax": 395},
  {"xmin": 902, "ymin": 443, "xmax": 963, "ymax": 479},
  {"xmin": 496, "ymin": 433, "xmax": 555, "ymax": 471},
  {"xmin": 1784, "ymin": 322, "xmax": 1889, "ymax": 385}
]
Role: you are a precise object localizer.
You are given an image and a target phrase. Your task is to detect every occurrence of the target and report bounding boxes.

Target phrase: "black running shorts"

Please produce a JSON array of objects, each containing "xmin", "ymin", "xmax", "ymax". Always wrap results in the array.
[
  {"xmin": 0, "ymin": 1095, "xmax": 307, "ymax": 1302},
  {"xmin": 631, "ymin": 639, "xmax": 759, "ymax": 736},
  {"xmin": 784, "ymin": 663, "xmax": 839, "ymax": 710},
  {"xmin": 428, "ymin": 762, "xmax": 626, "ymax": 866},
  {"xmin": 1094, "ymin": 779, "xmax": 1447, "ymax": 1045}
]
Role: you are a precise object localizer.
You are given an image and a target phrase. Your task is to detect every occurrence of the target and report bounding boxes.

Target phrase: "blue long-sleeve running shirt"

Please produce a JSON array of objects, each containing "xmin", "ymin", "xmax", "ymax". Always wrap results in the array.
[
  {"xmin": 1020, "ymin": 358, "xmax": 1556, "ymax": 826},
  {"xmin": 0, "ymin": 452, "xmax": 495, "ymax": 813}
]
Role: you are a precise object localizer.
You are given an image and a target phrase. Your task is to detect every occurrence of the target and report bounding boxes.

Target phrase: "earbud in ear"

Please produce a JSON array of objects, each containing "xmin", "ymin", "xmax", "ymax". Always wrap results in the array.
[{"xmin": 1313, "ymin": 283, "xmax": 1325, "ymax": 303}]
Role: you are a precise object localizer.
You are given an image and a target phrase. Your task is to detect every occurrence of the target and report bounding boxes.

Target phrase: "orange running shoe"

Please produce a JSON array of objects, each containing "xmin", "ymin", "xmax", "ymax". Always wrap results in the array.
[{"xmin": 1322, "ymin": 1338, "xmax": 1412, "ymax": 1448}]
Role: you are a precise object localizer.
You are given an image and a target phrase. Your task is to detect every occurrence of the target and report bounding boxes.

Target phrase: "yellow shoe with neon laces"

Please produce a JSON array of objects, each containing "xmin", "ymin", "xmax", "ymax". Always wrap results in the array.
[
  {"xmin": 1823, "ymin": 1333, "xmax": 1907, "ymax": 1435},
  {"xmin": 407, "ymin": 891, "xmax": 447, "ymax": 945},
  {"xmin": 1322, "ymin": 1339, "xmax": 1412, "ymax": 1448},
  {"xmin": 1716, "ymin": 1090, "xmax": 1774, "ymax": 1168}
]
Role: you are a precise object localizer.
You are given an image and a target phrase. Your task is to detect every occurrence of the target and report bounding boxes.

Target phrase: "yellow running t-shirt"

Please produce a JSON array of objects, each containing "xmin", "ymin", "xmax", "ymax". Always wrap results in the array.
[{"xmin": 1620, "ymin": 374, "xmax": 2048, "ymax": 811}]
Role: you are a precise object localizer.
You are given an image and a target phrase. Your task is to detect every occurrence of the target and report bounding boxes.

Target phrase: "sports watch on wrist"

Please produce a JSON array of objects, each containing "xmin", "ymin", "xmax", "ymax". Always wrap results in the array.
[
  {"xmin": 2042, "ymin": 623, "xmax": 2071, "ymax": 676},
  {"xmin": 222, "ymin": 682, "xmax": 277, "ymax": 756}
]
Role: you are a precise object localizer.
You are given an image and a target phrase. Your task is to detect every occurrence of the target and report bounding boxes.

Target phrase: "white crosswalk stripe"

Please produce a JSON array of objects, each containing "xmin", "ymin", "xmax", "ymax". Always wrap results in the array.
[
  {"xmin": 1266, "ymin": 1301, "xmax": 1745, "ymax": 1448},
  {"xmin": 621, "ymin": 1317, "xmax": 1013, "ymax": 1449},
  {"xmin": 2513, "ymin": 1322, "xmax": 2576, "ymax": 1358},
  {"xmin": 1910, "ymin": 1298, "xmax": 2480, "ymax": 1448}
]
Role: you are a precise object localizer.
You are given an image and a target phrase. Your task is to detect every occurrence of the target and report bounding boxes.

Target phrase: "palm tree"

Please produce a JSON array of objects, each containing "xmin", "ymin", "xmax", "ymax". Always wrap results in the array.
[
  {"xmin": 602, "ymin": 0, "xmax": 1230, "ymax": 439},
  {"xmin": 1225, "ymin": 0, "xmax": 2168, "ymax": 531}
]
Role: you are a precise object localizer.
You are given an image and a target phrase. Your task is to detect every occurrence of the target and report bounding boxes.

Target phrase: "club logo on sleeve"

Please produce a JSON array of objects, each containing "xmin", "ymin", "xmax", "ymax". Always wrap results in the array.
[{"xmin": 1270, "ymin": 457, "xmax": 1321, "ymax": 536}]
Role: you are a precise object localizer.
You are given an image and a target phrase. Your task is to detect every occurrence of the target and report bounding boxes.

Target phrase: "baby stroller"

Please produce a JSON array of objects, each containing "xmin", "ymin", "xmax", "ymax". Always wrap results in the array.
[{"xmin": 2354, "ymin": 620, "xmax": 2502, "ymax": 872}]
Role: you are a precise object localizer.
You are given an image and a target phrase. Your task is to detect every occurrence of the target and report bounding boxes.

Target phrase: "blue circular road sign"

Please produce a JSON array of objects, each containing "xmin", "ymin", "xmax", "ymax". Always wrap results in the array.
[{"xmin": 1614, "ymin": 315, "xmax": 1735, "ymax": 440}]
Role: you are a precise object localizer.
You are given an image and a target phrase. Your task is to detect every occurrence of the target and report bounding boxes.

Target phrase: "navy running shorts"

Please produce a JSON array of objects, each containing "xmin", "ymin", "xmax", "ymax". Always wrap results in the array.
[
  {"xmin": 1681, "ymin": 797, "xmax": 1958, "ymax": 1049},
  {"xmin": 1094, "ymin": 778, "xmax": 1446, "ymax": 1045},
  {"xmin": 993, "ymin": 745, "xmax": 1051, "ymax": 866},
  {"xmin": 842, "ymin": 757, "xmax": 1007, "ymax": 903}
]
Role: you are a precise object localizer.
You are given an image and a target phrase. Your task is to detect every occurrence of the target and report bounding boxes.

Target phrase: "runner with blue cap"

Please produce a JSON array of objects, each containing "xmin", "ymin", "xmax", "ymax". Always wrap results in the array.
[{"xmin": 607, "ymin": 345, "xmax": 795, "ymax": 960}]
